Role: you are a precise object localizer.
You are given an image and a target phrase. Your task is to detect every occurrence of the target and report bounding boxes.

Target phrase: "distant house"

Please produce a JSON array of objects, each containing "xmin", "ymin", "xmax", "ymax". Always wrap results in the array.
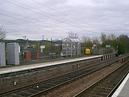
[{"xmin": 61, "ymin": 37, "xmax": 81, "ymax": 57}]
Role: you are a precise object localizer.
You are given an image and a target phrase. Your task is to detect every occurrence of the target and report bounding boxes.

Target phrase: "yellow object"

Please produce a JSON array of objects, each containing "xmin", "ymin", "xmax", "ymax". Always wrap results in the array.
[{"xmin": 85, "ymin": 48, "xmax": 91, "ymax": 55}]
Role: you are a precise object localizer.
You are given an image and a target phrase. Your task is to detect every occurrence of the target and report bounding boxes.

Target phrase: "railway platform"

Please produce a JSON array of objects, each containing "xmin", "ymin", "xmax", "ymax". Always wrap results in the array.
[
  {"xmin": 0, "ymin": 55, "xmax": 102, "ymax": 75},
  {"xmin": 0, "ymin": 55, "xmax": 103, "ymax": 94},
  {"xmin": 112, "ymin": 73, "xmax": 129, "ymax": 97}
]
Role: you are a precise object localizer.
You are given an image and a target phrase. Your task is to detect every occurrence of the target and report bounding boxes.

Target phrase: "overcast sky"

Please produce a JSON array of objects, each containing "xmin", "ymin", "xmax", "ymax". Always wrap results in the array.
[{"xmin": 0, "ymin": 0, "xmax": 129, "ymax": 40}]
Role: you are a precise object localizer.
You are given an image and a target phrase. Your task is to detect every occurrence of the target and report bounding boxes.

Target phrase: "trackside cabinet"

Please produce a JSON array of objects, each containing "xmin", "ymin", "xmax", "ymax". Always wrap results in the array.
[
  {"xmin": 0, "ymin": 42, "xmax": 6, "ymax": 66},
  {"xmin": 7, "ymin": 43, "xmax": 20, "ymax": 65}
]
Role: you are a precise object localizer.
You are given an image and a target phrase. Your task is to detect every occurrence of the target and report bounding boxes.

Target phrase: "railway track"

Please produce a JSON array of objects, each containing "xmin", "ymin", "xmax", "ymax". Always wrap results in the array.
[
  {"xmin": 75, "ymin": 60, "xmax": 129, "ymax": 97},
  {"xmin": 0, "ymin": 57, "xmax": 120, "ymax": 97}
]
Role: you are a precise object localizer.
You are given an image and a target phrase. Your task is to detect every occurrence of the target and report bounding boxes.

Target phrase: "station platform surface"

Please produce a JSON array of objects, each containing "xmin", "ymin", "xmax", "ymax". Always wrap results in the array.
[
  {"xmin": 112, "ymin": 73, "xmax": 129, "ymax": 97},
  {"xmin": 0, "ymin": 55, "xmax": 102, "ymax": 75}
]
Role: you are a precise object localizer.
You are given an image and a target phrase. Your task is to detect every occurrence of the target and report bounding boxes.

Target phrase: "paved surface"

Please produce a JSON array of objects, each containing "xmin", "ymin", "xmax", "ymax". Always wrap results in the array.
[
  {"xmin": 112, "ymin": 73, "xmax": 129, "ymax": 97},
  {"xmin": 0, "ymin": 55, "xmax": 102, "ymax": 75}
]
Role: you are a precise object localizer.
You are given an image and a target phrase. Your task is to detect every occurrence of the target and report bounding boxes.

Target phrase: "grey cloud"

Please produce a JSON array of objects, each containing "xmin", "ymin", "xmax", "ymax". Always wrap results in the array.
[{"xmin": 0, "ymin": 0, "xmax": 129, "ymax": 40}]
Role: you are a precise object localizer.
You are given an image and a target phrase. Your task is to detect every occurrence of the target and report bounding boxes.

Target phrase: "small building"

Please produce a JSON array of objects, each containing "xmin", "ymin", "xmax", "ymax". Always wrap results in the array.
[{"xmin": 61, "ymin": 37, "xmax": 81, "ymax": 57}]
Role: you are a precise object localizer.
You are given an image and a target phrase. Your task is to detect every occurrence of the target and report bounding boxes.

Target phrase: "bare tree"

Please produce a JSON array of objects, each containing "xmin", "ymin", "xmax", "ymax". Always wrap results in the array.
[
  {"xmin": 68, "ymin": 32, "xmax": 78, "ymax": 39},
  {"xmin": 108, "ymin": 34, "xmax": 116, "ymax": 40},
  {"xmin": 0, "ymin": 27, "xmax": 6, "ymax": 40},
  {"xmin": 82, "ymin": 36, "xmax": 93, "ymax": 48},
  {"xmin": 101, "ymin": 33, "xmax": 107, "ymax": 43},
  {"xmin": 92, "ymin": 37, "xmax": 100, "ymax": 45}
]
